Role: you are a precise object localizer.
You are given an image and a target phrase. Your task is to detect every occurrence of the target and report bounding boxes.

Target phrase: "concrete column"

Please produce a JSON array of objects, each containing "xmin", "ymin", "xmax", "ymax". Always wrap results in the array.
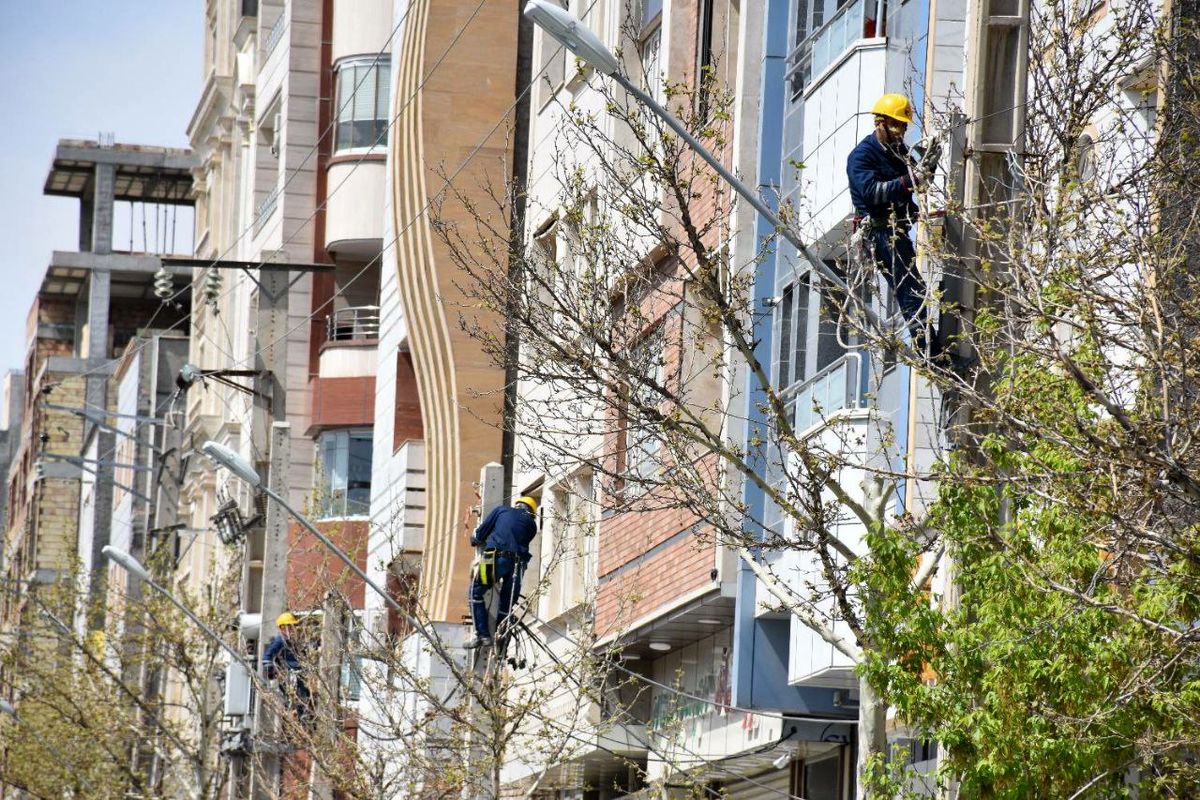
[
  {"xmin": 85, "ymin": 271, "xmax": 112, "ymax": 413},
  {"xmin": 87, "ymin": 431, "xmax": 116, "ymax": 631},
  {"xmin": 310, "ymin": 592, "xmax": 348, "ymax": 800},
  {"xmin": 91, "ymin": 163, "xmax": 116, "ymax": 255},
  {"xmin": 249, "ymin": 422, "xmax": 291, "ymax": 800}
]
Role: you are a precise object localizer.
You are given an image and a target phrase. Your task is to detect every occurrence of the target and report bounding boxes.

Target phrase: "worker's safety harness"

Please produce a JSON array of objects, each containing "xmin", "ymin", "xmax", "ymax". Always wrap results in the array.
[{"xmin": 473, "ymin": 549, "xmax": 523, "ymax": 587}]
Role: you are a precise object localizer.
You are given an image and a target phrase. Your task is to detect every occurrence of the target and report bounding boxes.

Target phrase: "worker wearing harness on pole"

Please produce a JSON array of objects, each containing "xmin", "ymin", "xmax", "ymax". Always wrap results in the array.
[
  {"xmin": 465, "ymin": 496, "xmax": 539, "ymax": 650},
  {"xmin": 263, "ymin": 611, "xmax": 313, "ymax": 726},
  {"xmin": 847, "ymin": 93, "xmax": 941, "ymax": 358}
]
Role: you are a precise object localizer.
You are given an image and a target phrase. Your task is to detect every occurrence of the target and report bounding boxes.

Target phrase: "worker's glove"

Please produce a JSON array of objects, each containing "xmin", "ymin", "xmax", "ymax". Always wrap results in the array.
[
  {"xmin": 910, "ymin": 137, "xmax": 942, "ymax": 190},
  {"xmin": 919, "ymin": 137, "xmax": 943, "ymax": 172}
]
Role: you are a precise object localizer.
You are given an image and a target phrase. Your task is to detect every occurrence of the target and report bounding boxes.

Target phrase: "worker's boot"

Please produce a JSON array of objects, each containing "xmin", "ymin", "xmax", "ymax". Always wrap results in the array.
[{"xmin": 463, "ymin": 635, "xmax": 493, "ymax": 650}]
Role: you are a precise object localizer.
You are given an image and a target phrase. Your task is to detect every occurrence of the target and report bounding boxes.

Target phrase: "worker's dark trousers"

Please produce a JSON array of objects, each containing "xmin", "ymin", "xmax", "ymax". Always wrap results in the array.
[
  {"xmin": 870, "ymin": 225, "xmax": 937, "ymax": 355},
  {"xmin": 470, "ymin": 554, "xmax": 522, "ymax": 640}
]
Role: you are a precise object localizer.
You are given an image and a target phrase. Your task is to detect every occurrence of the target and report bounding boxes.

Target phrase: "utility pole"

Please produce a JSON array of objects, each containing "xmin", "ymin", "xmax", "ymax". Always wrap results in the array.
[
  {"xmin": 462, "ymin": 463, "xmax": 504, "ymax": 800},
  {"xmin": 145, "ymin": 412, "xmax": 186, "ymax": 795},
  {"xmin": 248, "ymin": 422, "xmax": 292, "ymax": 800},
  {"xmin": 310, "ymin": 591, "xmax": 349, "ymax": 800},
  {"xmin": 252, "ymin": 269, "xmax": 290, "ymax": 456}
]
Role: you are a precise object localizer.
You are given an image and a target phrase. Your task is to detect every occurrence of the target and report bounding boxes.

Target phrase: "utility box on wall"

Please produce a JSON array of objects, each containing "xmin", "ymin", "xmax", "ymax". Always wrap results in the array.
[{"xmin": 224, "ymin": 660, "xmax": 253, "ymax": 716}]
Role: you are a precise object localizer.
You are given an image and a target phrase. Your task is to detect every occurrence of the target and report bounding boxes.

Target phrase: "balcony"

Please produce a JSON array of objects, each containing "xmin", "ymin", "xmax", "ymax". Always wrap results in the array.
[
  {"xmin": 782, "ymin": 0, "xmax": 887, "ymax": 241},
  {"xmin": 263, "ymin": 11, "xmax": 287, "ymax": 58},
  {"xmin": 783, "ymin": 351, "xmax": 866, "ymax": 435},
  {"xmin": 787, "ymin": 0, "xmax": 882, "ymax": 98},
  {"xmin": 324, "ymin": 159, "xmax": 386, "ymax": 260},
  {"xmin": 327, "ymin": 306, "xmax": 380, "ymax": 342},
  {"xmin": 317, "ymin": 307, "xmax": 379, "ymax": 381}
]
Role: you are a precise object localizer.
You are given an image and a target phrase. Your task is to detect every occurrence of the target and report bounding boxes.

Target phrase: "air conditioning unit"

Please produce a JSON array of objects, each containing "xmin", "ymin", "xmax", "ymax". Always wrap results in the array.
[{"xmin": 224, "ymin": 660, "xmax": 252, "ymax": 716}]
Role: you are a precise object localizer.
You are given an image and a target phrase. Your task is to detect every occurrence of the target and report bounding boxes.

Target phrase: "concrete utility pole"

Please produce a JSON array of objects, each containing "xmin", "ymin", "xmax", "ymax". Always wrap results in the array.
[
  {"xmin": 252, "ymin": 269, "xmax": 291, "ymax": 455},
  {"xmin": 310, "ymin": 591, "xmax": 349, "ymax": 800},
  {"xmin": 248, "ymin": 422, "xmax": 292, "ymax": 800},
  {"xmin": 463, "ymin": 462, "xmax": 505, "ymax": 800},
  {"xmin": 145, "ymin": 413, "xmax": 185, "ymax": 794}
]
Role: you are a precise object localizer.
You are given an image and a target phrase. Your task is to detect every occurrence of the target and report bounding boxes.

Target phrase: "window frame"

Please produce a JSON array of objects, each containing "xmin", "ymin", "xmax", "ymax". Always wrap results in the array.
[
  {"xmin": 622, "ymin": 326, "xmax": 668, "ymax": 483},
  {"xmin": 316, "ymin": 427, "xmax": 375, "ymax": 519},
  {"xmin": 333, "ymin": 56, "xmax": 392, "ymax": 154}
]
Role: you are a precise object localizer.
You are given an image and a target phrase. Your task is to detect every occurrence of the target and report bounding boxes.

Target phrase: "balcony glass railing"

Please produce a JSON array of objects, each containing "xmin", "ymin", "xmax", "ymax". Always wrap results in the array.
[
  {"xmin": 788, "ymin": 0, "xmax": 881, "ymax": 97},
  {"xmin": 264, "ymin": 12, "xmax": 287, "ymax": 57},
  {"xmin": 326, "ymin": 306, "xmax": 381, "ymax": 342},
  {"xmin": 761, "ymin": 352, "xmax": 867, "ymax": 537},
  {"xmin": 254, "ymin": 186, "xmax": 279, "ymax": 230},
  {"xmin": 784, "ymin": 351, "xmax": 865, "ymax": 433}
]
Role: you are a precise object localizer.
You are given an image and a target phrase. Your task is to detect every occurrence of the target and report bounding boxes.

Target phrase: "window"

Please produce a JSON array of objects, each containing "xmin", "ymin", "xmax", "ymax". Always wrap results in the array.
[
  {"xmin": 317, "ymin": 429, "xmax": 374, "ymax": 517},
  {"xmin": 775, "ymin": 274, "xmax": 810, "ymax": 388},
  {"xmin": 1074, "ymin": 133, "xmax": 1096, "ymax": 184},
  {"xmin": 624, "ymin": 329, "xmax": 667, "ymax": 481},
  {"xmin": 816, "ymin": 267, "xmax": 849, "ymax": 373},
  {"xmin": 637, "ymin": 0, "xmax": 664, "ymax": 101},
  {"xmin": 537, "ymin": 0, "xmax": 569, "ymax": 108},
  {"xmin": 541, "ymin": 471, "xmax": 594, "ymax": 619},
  {"xmin": 341, "ymin": 611, "xmax": 364, "ymax": 702},
  {"xmin": 697, "ymin": 0, "xmax": 716, "ymax": 117},
  {"xmin": 334, "ymin": 58, "xmax": 391, "ymax": 151}
]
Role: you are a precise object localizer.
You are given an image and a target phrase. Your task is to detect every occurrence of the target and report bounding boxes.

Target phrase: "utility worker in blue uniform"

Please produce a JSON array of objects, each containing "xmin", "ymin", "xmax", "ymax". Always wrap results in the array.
[
  {"xmin": 465, "ymin": 496, "xmax": 539, "ymax": 649},
  {"xmin": 847, "ymin": 93, "xmax": 941, "ymax": 357},
  {"xmin": 262, "ymin": 611, "xmax": 313, "ymax": 726}
]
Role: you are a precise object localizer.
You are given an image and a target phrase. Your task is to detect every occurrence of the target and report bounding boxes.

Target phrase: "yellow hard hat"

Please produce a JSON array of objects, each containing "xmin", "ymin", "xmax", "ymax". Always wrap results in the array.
[
  {"xmin": 515, "ymin": 496, "xmax": 538, "ymax": 513},
  {"xmin": 872, "ymin": 93, "xmax": 914, "ymax": 124},
  {"xmin": 276, "ymin": 612, "xmax": 299, "ymax": 627}
]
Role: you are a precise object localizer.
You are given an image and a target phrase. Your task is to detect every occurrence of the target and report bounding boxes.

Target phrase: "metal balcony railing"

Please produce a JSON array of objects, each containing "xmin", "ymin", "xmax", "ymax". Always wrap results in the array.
[{"xmin": 326, "ymin": 306, "xmax": 381, "ymax": 342}]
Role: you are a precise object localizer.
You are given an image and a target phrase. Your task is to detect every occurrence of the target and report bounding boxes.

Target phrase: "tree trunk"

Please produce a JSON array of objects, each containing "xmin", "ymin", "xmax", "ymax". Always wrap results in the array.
[{"xmin": 856, "ymin": 676, "xmax": 888, "ymax": 799}]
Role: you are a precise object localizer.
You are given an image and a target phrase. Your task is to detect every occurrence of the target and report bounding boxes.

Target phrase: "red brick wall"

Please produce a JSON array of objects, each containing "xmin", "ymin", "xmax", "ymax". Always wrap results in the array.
[
  {"xmin": 393, "ymin": 350, "xmax": 423, "ymax": 450},
  {"xmin": 285, "ymin": 518, "xmax": 368, "ymax": 610},
  {"xmin": 309, "ymin": 376, "xmax": 375, "ymax": 433},
  {"xmin": 596, "ymin": 516, "xmax": 716, "ymax": 637},
  {"xmin": 591, "ymin": 0, "xmax": 739, "ymax": 638}
]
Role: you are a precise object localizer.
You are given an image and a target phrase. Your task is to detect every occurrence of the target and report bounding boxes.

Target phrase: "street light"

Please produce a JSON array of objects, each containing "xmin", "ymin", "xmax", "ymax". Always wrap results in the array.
[
  {"xmin": 200, "ymin": 441, "xmax": 408, "ymax": 624},
  {"xmin": 200, "ymin": 440, "xmax": 491, "ymax": 731},
  {"xmin": 521, "ymin": 0, "xmax": 880, "ymax": 329},
  {"xmin": 101, "ymin": 545, "xmax": 249, "ymax": 668}
]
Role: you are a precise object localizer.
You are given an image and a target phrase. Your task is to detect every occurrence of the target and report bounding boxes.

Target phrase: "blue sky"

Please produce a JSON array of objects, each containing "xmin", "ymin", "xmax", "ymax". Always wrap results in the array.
[{"xmin": 0, "ymin": 1, "xmax": 201, "ymax": 384}]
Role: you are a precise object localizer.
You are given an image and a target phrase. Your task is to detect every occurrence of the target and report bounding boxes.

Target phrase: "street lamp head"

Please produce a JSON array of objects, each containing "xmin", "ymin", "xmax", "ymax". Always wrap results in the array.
[
  {"xmin": 0, "ymin": 698, "xmax": 16, "ymax": 721},
  {"xmin": 102, "ymin": 545, "xmax": 151, "ymax": 583},
  {"xmin": 523, "ymin": 0, "xmax": 619, "ymax": 76},
  {"xmin": 201, "ymin": 441, "xmax": 262, "ymax": 487}
]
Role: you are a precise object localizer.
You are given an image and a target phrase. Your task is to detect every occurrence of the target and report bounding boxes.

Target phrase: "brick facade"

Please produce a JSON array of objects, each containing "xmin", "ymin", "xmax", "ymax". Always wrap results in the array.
[
  {"xmin": 591, "ymin": 0, "xmax": 739, "ymax": 642},
  {"xmin": 284, "ymin": 518, "xmax": 368, "ymax": 610},
  {"xmin": 308, "ymin": 376, "xmax": 376, "ymax": 433}
]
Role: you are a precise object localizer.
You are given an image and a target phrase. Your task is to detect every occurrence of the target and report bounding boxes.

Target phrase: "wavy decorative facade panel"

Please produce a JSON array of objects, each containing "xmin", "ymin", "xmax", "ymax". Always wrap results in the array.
[{"xmin": 389, "ymin": 0, "xmax": 515, "ymax": 622}]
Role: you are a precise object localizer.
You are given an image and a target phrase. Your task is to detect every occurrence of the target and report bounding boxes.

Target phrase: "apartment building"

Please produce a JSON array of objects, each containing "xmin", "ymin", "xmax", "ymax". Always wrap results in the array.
[
  {"xmin": 732, "ymin": 0, "xmax": 971, "ymax": 788},
  {"xmin": 352, "ymin": 0, "xmax": 522, "ymax": 789},
  {"xmin": 176, "ymin": 1, "xmax": 394, "ymax": 795},
  {"xmin": 0, "ymin": 139, "xmax": 195, "ymax": 656},
  {"xmin": 463, "ymin": 0, "xmax": 869, "ymax": 795},
  {"xmin": 0, "ymin": 375, "xmax": 25, "ymax": 533}
]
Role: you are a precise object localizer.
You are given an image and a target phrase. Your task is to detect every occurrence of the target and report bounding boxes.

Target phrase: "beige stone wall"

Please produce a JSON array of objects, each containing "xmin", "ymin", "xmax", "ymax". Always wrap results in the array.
[{"xmin": 390, "ymin": 0, "xmax": 517, "ymax": 622}]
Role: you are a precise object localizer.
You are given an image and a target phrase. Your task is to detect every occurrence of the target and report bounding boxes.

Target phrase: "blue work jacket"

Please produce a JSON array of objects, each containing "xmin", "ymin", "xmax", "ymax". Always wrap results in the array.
[
  {"xmin": 472, "ymin": 505, "xmax": 537, "ymax": 563},
  {"xmin": 846, "ymin": 133, "xmax": 918, "ymax": 225},
  {"xmin": 262, "ymin": 633, "xmax": 301, "ymax": 680}
]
